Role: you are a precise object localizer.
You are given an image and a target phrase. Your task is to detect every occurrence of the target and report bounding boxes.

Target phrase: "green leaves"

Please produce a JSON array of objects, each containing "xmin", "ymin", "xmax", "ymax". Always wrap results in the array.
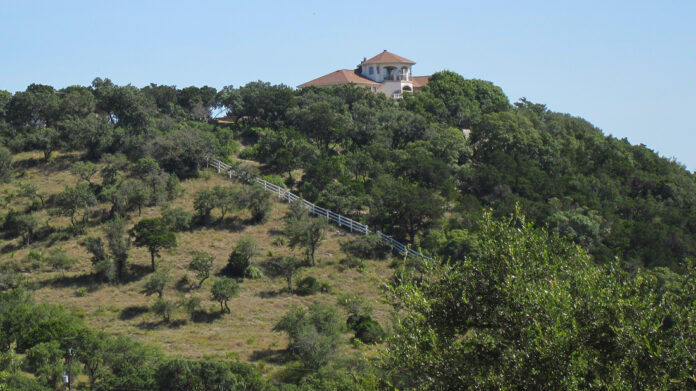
[
  {"xmin": 130, "ymin": 218, "xmax": 177, "ymax": 271},
  {"xmin": 383, "ymin": 210, "xmax": 696, "ymax": 390},
  {"xmin": 210, "ymin": 277, "xmax": 240, "ymax": 314}
]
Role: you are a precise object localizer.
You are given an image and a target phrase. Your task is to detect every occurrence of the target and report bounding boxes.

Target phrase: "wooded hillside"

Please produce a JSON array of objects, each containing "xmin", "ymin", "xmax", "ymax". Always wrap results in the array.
[{"xmin": 1, "ymin": 74, "xmax": 695, "ymax": 389}]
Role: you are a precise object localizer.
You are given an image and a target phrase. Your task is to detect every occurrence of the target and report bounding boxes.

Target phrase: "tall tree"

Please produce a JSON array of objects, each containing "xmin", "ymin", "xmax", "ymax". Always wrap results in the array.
[
  {"xmin": 130, "ymin": 218, "xmax": 177, "ymax": 271},
  {"xmin": 369, "ymin": 175, "xmax": 443, "ymax": 243}
]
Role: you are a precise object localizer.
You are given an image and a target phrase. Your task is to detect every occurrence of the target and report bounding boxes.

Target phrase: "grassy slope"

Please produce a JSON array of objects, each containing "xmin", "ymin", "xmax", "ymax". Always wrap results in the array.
[{"xmin": 0, "ymin": 151, "xmax": 393, "ymax": 367}]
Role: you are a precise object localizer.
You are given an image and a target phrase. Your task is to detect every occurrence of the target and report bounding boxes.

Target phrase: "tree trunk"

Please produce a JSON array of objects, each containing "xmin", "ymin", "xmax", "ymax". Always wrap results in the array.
[{"xmin": 151, "ymin": 251, "xmax": 156, "ymax": 271}]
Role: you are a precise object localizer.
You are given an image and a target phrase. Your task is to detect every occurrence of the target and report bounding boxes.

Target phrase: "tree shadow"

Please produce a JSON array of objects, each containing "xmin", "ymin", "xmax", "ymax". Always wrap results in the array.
[
  {"xmin": 219, "ymin": 216, "xmax": 245, "ymax": 232},
  {"xmin": 0, "ymin": 241, "xmax": 22, "ymax": 254},
  {"xmin": 267, "ymin": 229, "xmax": 284, "ymax": 236},
  {"xmin": 136, "ymin": 320, "xmax": 166, "ymax": 330},
  {"xmin": 40, "ymin": 272, "xmax": 97, "ymax": 289},
  {"xmin": 119, "ymin": 305, "xmax": 150, "ymax": 320},
  {"xmin": 257, "ymin": 289, "xmax": 287, "ymax": 299},
  {"xmin": 121, "ymin": 264, "xmax": 152, "ymax": 283},
  {"xmin": 249, "ymin": 348, "xmax": 288, "ymax": 364},
  {"xmin": 168, "ymin": 319, "xmax": 187, "ymax": 328},
  {"xmin": 191, "ymin": 310, "xmax": 224, "ymax": 323}
]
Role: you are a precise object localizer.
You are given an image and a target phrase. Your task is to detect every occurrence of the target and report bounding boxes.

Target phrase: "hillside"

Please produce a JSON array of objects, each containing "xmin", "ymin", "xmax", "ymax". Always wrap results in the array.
[
  {"xmin": 0, "ymin": 151, "xmax": 394, "ymax": 363},
  {"xmin": 1, "ymin": 74, "xmax": 696, "ymax": 389}
]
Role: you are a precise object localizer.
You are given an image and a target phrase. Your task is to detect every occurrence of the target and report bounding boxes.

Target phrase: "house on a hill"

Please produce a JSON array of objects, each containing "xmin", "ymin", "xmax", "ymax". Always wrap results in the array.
[{"xmin": 298, "ymin": 50, "xmax": 429, "ymax": 98}]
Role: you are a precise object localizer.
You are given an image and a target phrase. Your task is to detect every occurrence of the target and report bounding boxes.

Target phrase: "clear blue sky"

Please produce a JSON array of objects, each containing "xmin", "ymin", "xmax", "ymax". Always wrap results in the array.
[{"xmin": 2, "ymin": 1, "xmax": 695, "ymax": 170}]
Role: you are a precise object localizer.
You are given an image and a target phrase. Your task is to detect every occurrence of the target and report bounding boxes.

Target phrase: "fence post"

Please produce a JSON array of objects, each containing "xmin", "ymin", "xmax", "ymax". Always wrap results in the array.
[
  {"xmin": 365, "ymin": 225, "xmax": 368, "ymax": 235},
  {"xmin": 338, "ymin": 215, "xmax": 341, "ymax": 227},
  {"xmin": 229, "ymin": 170, "xmax": 232, "ymax": 179},
  {"xmin": 217, "ymin": 160, "xmax": 221, "ymax": 173}
]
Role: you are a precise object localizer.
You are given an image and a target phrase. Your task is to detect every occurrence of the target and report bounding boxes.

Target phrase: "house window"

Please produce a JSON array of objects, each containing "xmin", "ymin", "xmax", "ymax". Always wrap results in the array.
[{"xmin": 369, "ymin": 66, "xmax": 374, "ymax": 75}]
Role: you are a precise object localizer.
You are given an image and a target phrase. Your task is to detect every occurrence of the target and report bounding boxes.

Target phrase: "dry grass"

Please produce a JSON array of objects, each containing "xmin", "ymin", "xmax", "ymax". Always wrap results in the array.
[{"xmin": 0, "ymin": 151, "xmax": 395, "ymax": 367}]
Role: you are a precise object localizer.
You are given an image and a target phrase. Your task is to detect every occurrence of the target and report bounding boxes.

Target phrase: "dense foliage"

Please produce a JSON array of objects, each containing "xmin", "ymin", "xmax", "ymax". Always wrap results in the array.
[
  {"xmin": 382, "ymin": 210, "xmax": 696, "ymax": 390},
  {"xmin": 2, "ymin": 71, "xmax": 695, "ymax": 388}
]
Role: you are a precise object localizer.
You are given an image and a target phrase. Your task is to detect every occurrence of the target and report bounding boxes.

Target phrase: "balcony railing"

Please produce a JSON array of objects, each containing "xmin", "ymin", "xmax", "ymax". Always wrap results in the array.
[{"xmin": 383, "ymin": 74, "xmax": 412, "ymax": 81}]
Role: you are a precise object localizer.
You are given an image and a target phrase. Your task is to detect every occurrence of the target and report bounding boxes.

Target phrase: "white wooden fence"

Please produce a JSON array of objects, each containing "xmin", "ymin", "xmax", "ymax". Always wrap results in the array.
[{"xmin": 205, "ymin": 157, "xmax": 433, "ymax": 261}]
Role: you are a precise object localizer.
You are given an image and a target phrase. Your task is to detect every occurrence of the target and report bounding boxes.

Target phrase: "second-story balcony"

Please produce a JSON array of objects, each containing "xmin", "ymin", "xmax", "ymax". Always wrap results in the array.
[{"xmin": 383, "ymin": 74, "xmax": 412, "ymax": 81}]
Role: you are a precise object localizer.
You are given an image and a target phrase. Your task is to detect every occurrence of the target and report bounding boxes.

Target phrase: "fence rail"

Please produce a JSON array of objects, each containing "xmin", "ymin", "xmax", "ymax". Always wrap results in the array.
[{"xmin": 206, "ymin": 157, "xmax": 433, "ymax": 261}]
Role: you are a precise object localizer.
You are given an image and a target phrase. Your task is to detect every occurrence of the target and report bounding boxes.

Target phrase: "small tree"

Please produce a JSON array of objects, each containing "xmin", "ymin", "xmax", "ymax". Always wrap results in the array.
[
  {"xmin": 212, "ymin": 185, "xmax": 239, "ymax": 222},
  {"xmin": 83, "ymin": 236, "xmax": 116, "ymax": 282},
  {"xmin": 188, "ymin": 251, "xmax": 214, "ymax": 288},
  {"xmin": 17, "ymin": 182, "xmax": 46, "ymax": 209},
  {"xmin": 4, "ymin": 211, "xmax": 37, "ymax": 245},
  {"xmin": 70, "ymin": 161, "xmax": 98, "ymax": 185},
  {"xmin": 152, "ymin": 298, "xmax": 175, "ymax": 323},
  {"xmin": 143, "ymin": 268, "xmax": 170, "ymax": 298},
  {"xmin": 264, "ymin": 256, "xmax": 303, "ymax": 292},
  {"xmin": 130, "ymin": 218, "xmax": 177, "ymax": 271},
  {"xmin": 286, "ymin": 212, "xmax": 327, "ymax": 266},
  {"xmin": 44, "ymin": 247, "xmax": 75, "ymax": 276},
  {"xmin": 193, "ymin": 189, "xmax": 216, "ymax": 225},
  {"xmin": 211, "ymin": 277, "xmax": 240, "ymax": 313},
  {"xmin": 273, "ymin": 303, "xmax": 343, "ymax": 370},
  {"xmin": 103, "ymin": 215, "xmax": 130, "ymax": 281},
  {"xmin": 221, "ymin": 236, "xmax": 256, "ymax": 278},
  {"xmin": 240, "ymin": 185, "xmax": 273, "ymax": 223},
  {"xmin": 54, "ymin": 182, "xmax": 97, "ymax": 231}
]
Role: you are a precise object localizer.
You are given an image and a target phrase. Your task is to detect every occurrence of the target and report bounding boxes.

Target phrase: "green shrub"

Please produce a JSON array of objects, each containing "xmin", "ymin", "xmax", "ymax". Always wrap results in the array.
[
  {"xmin": 238, "ymin": 146, "xmax": 256, "ymax": 160},
  {"xmin": 75, "ymin": 288, "xmax": 88, "ymax": 297},
  {"xmin": 152, "ymin": 298, "xmax": 175, "ymax": 322},
  {"xmin": 161, "ymin": 206, "xmax": 192, "ymax": 232},
  {"xmin": 295, "ymin": 276, "xmax": 330, "ymax": 296},
  {"xmin": 340, "ymin": 234, "xmax": 391, "ymax": 260},
  {"xmin": 222, "ymin": 237, "xmax": 256, "ymax": 278},
  {"xmin": 354, "ymin": 318, "xmax": 385, "ymax": 344},
  {"xmin": 295, "ymin": 276, "xmax": 320, "ymax": 296},
  {"xmin": 244, "ymin": 265, "xmax": 264, "ymax": 279},
  {"xmin": 339, "ymin": 256, "xmax": 367, "ymax": 271},
  {"xmin": 261, "ymin": 174, "xmax": 286, "ymax": 189}
]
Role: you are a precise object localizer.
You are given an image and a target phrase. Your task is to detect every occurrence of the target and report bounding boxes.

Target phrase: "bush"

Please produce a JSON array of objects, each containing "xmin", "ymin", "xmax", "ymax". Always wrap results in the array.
[
  {"xmin": 295, "ymin": 276, "xmax": 321, "ymax": 296},
  {"xmin": 233, "ymin": 163, "xmax": 259, "ymax": 184},
  {"xmin": 221, "ymin": 237, "xmax": 256, "ymax": 278},
  {"xmin": 244, "ymin": 265, "xmax": 264, "ymax": 279},
  {"xmin": 339, "ymin": 256, "xmax": 367, "ymax": 271},
  {"xmin": 44, "ymin": 247, "xmax": 75, "ymax": 273},
  {"xmin": 245, "ymin": 187, "xmax": 272, "ymax": 223},
  {"xmin": 340, "ymin": 234, "xmax": 391, "ymax": 260},
  {"xmin": 261, "ymin": 174, "xmax": 286, "ymax": 189},
  {"xmin": 152, "ymin": 298, "xmax": 175, "ymax": 322},
  {"xmin": 354, "ymin": 318, "xmax": 385, "ymax": 344},
  {"xmin": 162, "ymin": 208, "xmax": 191, "ymax": 232}
]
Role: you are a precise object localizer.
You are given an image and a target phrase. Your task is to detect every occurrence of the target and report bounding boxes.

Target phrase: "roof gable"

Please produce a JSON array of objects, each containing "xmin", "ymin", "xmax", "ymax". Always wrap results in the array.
[
  {"xmin": 298, "ymin": 69, "xmax": 380, "ymax": 88},
  {"xmin": 362, "ymin": 50, "xmax": 415, "ymax": 65}
]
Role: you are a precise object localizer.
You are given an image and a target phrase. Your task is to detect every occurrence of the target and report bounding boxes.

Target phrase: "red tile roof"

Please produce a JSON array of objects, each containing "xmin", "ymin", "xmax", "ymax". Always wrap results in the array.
[
  {"xmin": 412, "ymin": 75, "xmax": 430, "ymax": 88},
  {"xmin": 298, "ymin": 69, "xmax": 380, "ymax": 88},
  {"xmin": 363, "ymin": 50, "xmax": 415, "ymax": 65}
]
